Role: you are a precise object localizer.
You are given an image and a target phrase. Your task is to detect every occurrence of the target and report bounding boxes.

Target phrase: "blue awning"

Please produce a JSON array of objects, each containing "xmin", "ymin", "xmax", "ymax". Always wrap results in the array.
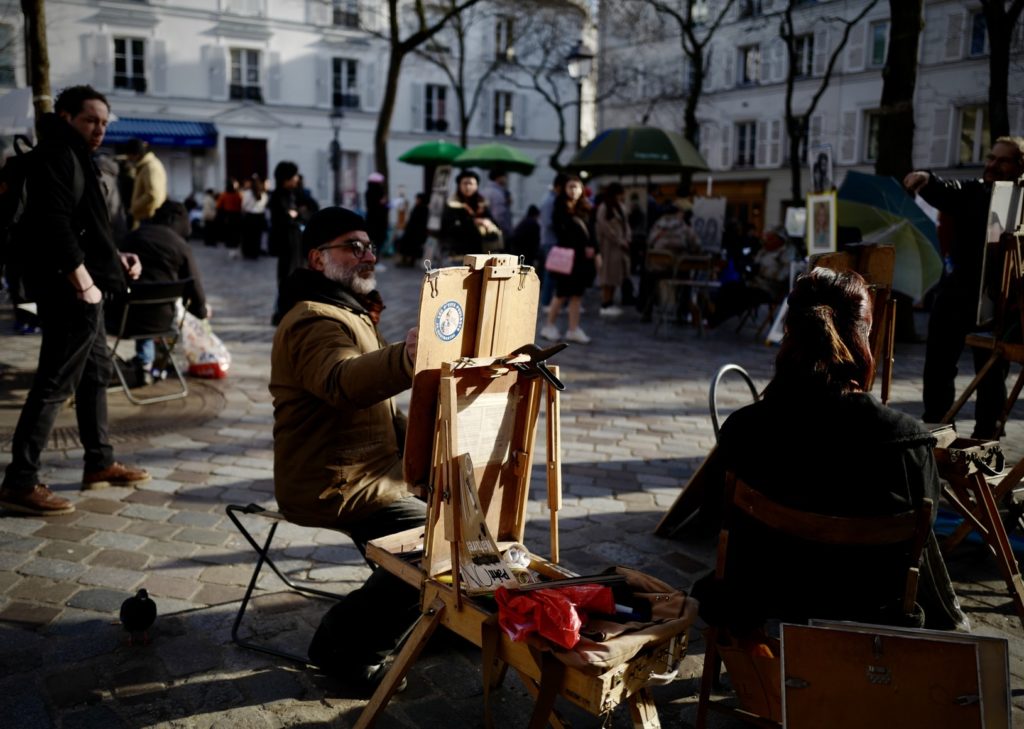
[{"xmin": 105, "ymin": 118, "xmax": 218, "ymax": 148}]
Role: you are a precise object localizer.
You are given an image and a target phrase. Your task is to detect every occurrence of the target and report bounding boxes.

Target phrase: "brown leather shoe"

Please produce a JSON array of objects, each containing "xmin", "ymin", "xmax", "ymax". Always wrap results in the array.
[
  {"xmin": 82, "ymin": 462, "xmax": 151, "ymax": 489},
  {"xmin": 0, "ymin": 484, "xmax": 75, "ymax": 515}
]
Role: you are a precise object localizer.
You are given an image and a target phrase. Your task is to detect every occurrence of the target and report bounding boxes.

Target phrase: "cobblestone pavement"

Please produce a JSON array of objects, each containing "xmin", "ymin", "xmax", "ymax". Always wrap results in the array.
[{"xmin": 1, "ymin": 242, "xmax": 1022, "ymax": 729}]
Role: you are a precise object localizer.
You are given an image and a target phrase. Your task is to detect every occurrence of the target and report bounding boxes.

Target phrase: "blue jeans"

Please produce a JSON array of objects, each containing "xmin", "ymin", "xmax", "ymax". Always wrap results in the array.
[
  {"xmin": 308, "ymin": 496, "xmax": 427, "ymax": 671},
  {"xmin": 2, "ymin": 292, "xmax": 114, "ymax": 491},
  {"xmin": 135, "ymin": 339, "xmax": 155, "ymax": 367}
]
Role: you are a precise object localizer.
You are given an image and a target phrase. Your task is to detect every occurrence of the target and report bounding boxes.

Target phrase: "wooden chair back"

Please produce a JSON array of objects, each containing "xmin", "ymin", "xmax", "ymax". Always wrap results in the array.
[{"xmin": 696, "ymin": 472, "xmax": 934, "ymax": 729}]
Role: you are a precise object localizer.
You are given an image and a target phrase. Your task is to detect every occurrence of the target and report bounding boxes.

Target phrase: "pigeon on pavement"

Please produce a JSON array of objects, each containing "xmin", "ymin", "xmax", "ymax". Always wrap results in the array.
[{"xmin": 119, "ymin": 588, "xmax": 157, "ymax": 645}]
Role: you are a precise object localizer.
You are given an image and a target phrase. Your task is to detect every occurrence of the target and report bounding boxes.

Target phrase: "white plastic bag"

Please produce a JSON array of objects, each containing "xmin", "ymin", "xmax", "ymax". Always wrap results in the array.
[{"xmin": 180, "ymin": 308, "xmax": 231, "ymax": 379}]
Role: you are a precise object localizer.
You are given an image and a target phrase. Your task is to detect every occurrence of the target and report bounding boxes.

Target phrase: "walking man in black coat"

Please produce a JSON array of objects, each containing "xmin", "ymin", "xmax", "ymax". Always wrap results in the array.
[{"xmin": 0, "ymin": 85, "xmax": 150, "ymax": 516}]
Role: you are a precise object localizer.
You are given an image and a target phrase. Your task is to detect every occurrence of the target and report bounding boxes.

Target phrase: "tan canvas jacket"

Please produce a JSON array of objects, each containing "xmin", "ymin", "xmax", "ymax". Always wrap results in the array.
[{"xmin": 270, "ymin": 297, "xmax": 413, "ymax": 529}]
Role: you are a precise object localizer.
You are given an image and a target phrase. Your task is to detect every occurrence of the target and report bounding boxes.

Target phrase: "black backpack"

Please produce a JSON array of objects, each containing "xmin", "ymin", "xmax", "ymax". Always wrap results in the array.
[{"xmin": 0, "ymin": 135, "xmax": 84, "ymax": 273}]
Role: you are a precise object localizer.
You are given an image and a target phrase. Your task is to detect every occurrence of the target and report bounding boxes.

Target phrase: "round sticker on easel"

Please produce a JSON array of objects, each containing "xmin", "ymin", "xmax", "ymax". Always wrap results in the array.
[{"xmin": 434, "ymin": 301, "xmax": 464, "ymax": 342}]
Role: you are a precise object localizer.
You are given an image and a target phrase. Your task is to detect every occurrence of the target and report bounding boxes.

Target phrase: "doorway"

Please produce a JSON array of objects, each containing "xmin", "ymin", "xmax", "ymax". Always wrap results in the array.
[{"xmin": 225, "ymin": 137, "xmax": 267, "ymax": 185}]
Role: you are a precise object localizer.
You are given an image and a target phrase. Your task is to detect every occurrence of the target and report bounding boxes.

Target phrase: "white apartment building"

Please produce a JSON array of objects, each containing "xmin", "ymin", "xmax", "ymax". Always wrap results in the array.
[
  {"xmin": 0, "ymin": 0, "xmax": 586, "ymax": 216},
  {"xmin": 598, "ymin": 0, "xmax": 1024, "ymax": 232}
]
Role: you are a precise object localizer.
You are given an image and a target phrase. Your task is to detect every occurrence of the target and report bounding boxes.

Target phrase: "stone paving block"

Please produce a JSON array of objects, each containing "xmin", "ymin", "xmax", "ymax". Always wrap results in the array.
[
  {"xmin": 61, "ymin": 704, "xmax": 128, "ymax": 729},
  {"xmin": 200, "ymin": 564, "xmax": 254, "ymax": 586},
  {"xmin": 193, "ymin": 583, "xmax": 247, "ymax": 605},
  {"xmin": 142, "ymin": 574, "xmax": 198, "ymax": 600},
  {"xmin": 157, "ymin": 634, "xmax": 225, "ymax": 677},
  {"xmin": 145, "ymin": 540, "xmax": 196, "ymax": 558},
  {"xmin": 19, "ymin": 556, "xmax": 89, "ymax": 581},
  {"xmin": 137, "ymin": 478, "xmax": 182, "ymax": 494},
  {"xmin": 307, "ymin": 564, "xmax": 371, "ymax": 583},
  {"xmin": 0, "ymin": 571, "xmax": 21, "ymax": 593},
  {"xmin": 88, "ymin": 531, "xmax": 149, "ymax": 551},
  {"xmin": 0, "ymin": 518, "xmax": 46, "ymax": 535},
  {"xmin": 73, "ymin": 513, "xmax": 132, "ymax": 531},
  {"xmin": 124, "ymin": 489, "xmax": 171, "ymax": 506},
  {"xmin": 38, "ymin": 539, "xmax": 98, "ymax": 563},
  {"xmin": 168, "ymin": 511, "xmax": 223, "ymax": 528},
  {"xmin": 172, "ymin": 527, "xmax": 229, "ymax": 546},
  {"xmin": 89, "ymin": 549, "xmax": 150, "ymax": 571},
  {"xmin": 166, "ymin": 469, "xmax": 209, "ymax": 484},
  {"xmin": 35, "ymin": 523, "xmax": 96, "ymax": 542},
  {"xmin": 73, "ymin": 498, "xmax": 125, "ymax": 515},
  {"xmin": 0, "ymin": 600, "xmax": 62, "ymax": 628},
  {"xmin": 9, "ymin": 576, "xmax": 78, "ymax": 604},
  {"xmin": 79, "ymin": 565, "xmax": 146, "ymax": 591},
  {"xmin": 0, "ymin": 688, "xmax": 52, "ymax": 728},
  {"xmin": 123, "ymin": 521, "xmax": 180, "ymax": 540},
  {"xmin": 0, "ymin": 531, "xmax": 45, "ymax": 553},
  {"xmin": 0, "ymin": 551, "xmax": 28, "ymax": 571},
  {"xmin": 119, "ymin": 504, "xmax": 176, "ymax": 522},
  {"xmin": 43, "ymin": 665, "xmax": 106, "ymax": 708},
  {"xmin": 149, "ymin": 596, "xmax": 201, "ymax": 615}
]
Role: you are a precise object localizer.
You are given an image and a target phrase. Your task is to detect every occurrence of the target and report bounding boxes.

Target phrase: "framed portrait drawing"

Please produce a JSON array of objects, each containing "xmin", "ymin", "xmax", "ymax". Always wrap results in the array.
[{"xmin": 806, "ymin": 192, "xmax": 837, "ymax": 256}]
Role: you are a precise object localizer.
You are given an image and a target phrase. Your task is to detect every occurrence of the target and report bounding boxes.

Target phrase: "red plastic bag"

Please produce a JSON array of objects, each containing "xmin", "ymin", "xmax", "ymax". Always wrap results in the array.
[{"xmin": 495, "ymin": 584, "xmax": 615, "ymax": 649}]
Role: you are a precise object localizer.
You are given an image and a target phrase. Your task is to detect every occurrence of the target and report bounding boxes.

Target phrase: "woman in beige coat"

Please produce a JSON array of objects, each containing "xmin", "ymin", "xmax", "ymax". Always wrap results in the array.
[{"xmin": 594, "ymin": 182, "xmax": 631, "ymax": 316}]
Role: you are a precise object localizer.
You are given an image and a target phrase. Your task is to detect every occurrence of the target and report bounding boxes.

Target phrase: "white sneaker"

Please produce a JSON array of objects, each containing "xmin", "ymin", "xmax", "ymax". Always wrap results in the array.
[
  {"xmin": 539, "ymin": 324, "xmax": 561, "ymax": 341},
  {"xmin": 599, "ymin": 306, "xmax": 623, "ymax": 317},
  {"xmin": 565, "ymin": 328, "xmax": 591, "ymax": 344}
]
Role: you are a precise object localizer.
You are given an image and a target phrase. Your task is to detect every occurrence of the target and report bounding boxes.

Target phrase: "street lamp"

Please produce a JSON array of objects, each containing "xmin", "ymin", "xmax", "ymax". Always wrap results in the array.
[
  {"xmin": 565, "ymin": 39, "xmax": 594, "ymax": 150},
  {"xmin": 329, "ymin": 108, "xmax": 344, "ymax": 206}
]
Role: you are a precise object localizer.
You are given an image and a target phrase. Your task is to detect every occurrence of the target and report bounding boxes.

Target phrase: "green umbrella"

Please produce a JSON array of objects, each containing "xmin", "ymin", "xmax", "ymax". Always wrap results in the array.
[
  {"xmin": 399, "ymin": 140, "xmax": 465, "ymax": 166},
  {"xmin": 453, "ymin": 143, "xmax": 536, "ymax": 175},
  {"xmin": 566, "ymin": 126, "xmax": 709, "ymax": 175}
]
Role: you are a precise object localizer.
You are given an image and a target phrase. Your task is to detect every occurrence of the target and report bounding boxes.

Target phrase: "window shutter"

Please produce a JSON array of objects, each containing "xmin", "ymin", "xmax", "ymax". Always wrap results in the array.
[
  {"xmin": 315, "ymin": 55, "xmax": 331, "ymax": 108},
  {"xmin": 723, "ymin": 47, "xmax": 735, "ymax": 89},
  {"xmin": 845, "ymin": 21, "xmax": 866, "ymax": 72},
  {"xmin": 720, "ymin": 124, "xmax": 732, "ymax": 169},
  {"xmin": 266, "ymin": 51, "xmax": 282, "ymax": 103},
  {"xmin": 482, "ymin": 19, "xmax": 497, "ymax": 64},
  {"xmin": 93, "ymin": 34, "xmax": 112, "ymax": 90},
  {"xmin": 476, "ymin": 88, "xmax": 492, "ymax": 138},
  {"xmin": 812, "ymin": 27, "xmax": 829, "ymax": 76},
  {"xmin": 944, "ymin": 11, "xmax": 965, "ymax": 61},
  {"xmin": 929, "ymin": 107, "xmax": 951, "ymax": 167},
  {"xmin": 756, "ymin": 120, "xmax": 769, "ymax": 167},
  {"xmin": 318, "ymin": 144, "xmax": 330, "ymax": 204},
  {"xmin": 770, "ymin": 38, "xmax": 786, "ymax": 83},
  {"xmin": 809, "ymin": 114, "xmax": 824, "ymax": 148},
  {"xmin": 309, "ymin": 0, "xmax": 329, "ymax": 25},
  {"xmin": 699, "ymin": 123, "xmax": 715, "ymax": 169},
  {"xmin": 203, "ymin": 45, "xmax": 228, "ymax": 100},
  {"xmin": 514, "ymin": 93, "xmax": 527, "ymax": 138},
  {"xmin": 410, "ymin": 82, "xmax": 424, "ymax": 133},
  {"xmin": 362, "ymin": 60, "xmax": 379, "ymax": 112},
  {"xmin": 149, "ymin": 39, "xmax": 167, "ymax": 95},
  {"xmin": 769, "ymin": 119, "xmax": 782, "ymax": 166},
  {"xmin": 838, "ymin": 110, "xmax": 857, "ymax": 163}
]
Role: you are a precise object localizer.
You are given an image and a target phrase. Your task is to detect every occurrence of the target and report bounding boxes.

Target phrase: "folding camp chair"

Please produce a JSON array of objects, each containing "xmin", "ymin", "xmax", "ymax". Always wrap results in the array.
[{"xmin": 106, "ymin": 278, "xmax": 191, "ymax": 405}]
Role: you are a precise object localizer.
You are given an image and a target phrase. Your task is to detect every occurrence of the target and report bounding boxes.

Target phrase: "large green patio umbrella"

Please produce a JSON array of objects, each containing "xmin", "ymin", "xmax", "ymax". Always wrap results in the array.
[
  {"xmin": 453, "ymin": 143, "xmax": 536, "ymax": 175},
  {"xmin": 566, "ymin": 126, "xmax": 709, "ymax": 176},
  {"xmin": 399, "ymin": 140, "xmax": 465, "ymax": 166}
]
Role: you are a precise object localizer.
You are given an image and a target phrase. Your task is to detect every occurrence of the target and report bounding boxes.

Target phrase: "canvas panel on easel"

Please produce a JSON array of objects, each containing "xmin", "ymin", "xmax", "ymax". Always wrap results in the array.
[{"xmin": 404, "ymin": 256, "xmax": 540, "ymax": 485}]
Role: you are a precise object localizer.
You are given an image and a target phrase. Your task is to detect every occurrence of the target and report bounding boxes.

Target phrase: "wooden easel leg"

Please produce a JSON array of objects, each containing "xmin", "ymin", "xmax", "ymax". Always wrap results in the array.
[
  {"xmin": 880, "ymin": 297, "xmax": 896, "ymax": 404},
  {"xmin": 967, "ymin": 474, "xmax": 1024, "ymax": 630},
  {"xmin": 941, "ymin": 351, "xmax": 1000, "ymax": 425},
  {"xmin": 695, "ymin": 628, "xmax": 720, "ymax": 729},
  {"xmin": 353, "ymin": 596, "xmax": 446, "ymax": 729},
  {"xmin": 628, "ymin": 687, "xmax": 662, "ymax": 728},
  {"xmin": 513, "ymin": 667, "xmax": 571, "ymax": 729},
  {"xmin": 996, "ymin": 368, "xmax": 1024, "ymax": 435}
]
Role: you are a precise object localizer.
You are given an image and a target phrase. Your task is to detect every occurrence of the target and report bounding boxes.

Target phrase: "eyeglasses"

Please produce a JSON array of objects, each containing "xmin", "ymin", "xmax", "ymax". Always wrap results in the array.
[{"xmin": 318, "ymin": 239, "xmax": 377, "ymax": 258}]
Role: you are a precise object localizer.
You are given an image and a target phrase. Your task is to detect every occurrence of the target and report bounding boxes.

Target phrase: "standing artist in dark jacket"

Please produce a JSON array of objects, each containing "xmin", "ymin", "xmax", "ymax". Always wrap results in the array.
[
  {"xmin": 269, "ymin": 161, "xmax": 304, "ymax": 325},
  {"xmin": 0, "ymin": 85, "xmax": 150, "ymax": 516},
  {"xmin": 904, "ymin": 137, "xmax": 1024, "ymax": 438}
]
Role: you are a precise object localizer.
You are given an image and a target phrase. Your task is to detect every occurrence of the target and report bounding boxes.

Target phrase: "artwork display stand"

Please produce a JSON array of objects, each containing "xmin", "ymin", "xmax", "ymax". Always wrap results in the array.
[{"xmin": 355, "ymin": 255, "xmax": 687, "ymax": 728}]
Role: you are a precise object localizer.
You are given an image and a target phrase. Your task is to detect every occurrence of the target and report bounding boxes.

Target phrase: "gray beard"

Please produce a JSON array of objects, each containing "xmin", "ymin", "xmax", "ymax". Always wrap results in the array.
[{"xmin": 322, "ymin": 256, "xmax": 376, "ymax": 295}]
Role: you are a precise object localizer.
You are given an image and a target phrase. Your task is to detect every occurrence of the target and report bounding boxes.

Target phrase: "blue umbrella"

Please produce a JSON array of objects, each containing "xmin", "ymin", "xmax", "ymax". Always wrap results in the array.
[{"xmin": 837, "ymin": 170, "xmax": 943, "ymax": 300}]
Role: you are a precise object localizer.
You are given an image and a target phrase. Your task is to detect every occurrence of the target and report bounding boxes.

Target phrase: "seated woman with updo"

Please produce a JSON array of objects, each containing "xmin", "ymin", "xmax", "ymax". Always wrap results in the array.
[{"xmin": 692, "ymin": 267, "xmax": 967, "ymax": 634}]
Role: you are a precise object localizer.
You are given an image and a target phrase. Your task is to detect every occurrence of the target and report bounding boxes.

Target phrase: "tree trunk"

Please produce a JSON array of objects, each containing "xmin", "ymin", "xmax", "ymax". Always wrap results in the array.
[
  {"xmin": 788, "ymin": 118, "xmax": 802, "ymax": 203},
  {"xmin": 21, "ymin": 0, "xmax": 52, "ymax": 123},
  {"xmin": 683, "ymin": 62, "xmax": 702, "ymax": 145},
  {"xmin": 374, "ymin": 50, "xmax": 405, "ymax": 197},
  {"xmin": 987, "ymin": 22, "xmax": 1012, "ymax": 142},
  {"xmin": 875, "ymin": 0, "xmax": 922, "ymax": 179}
]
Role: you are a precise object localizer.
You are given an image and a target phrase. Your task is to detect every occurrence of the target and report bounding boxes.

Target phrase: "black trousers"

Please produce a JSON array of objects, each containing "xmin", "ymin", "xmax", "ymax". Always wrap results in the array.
[
  {"xmin": 2, "ymin": 292, "xmax": 115, "ymax": 491},
  {"xmin": 922, "ymin": 282, "xmax": 1008, "ymax": 438},
  {"xmin": 308, "ymin": 496, "xmax": 427, "ymax": 671}
]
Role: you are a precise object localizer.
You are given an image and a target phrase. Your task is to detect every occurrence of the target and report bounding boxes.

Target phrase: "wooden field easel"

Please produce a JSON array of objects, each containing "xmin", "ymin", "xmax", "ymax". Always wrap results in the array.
[
  {"xmin": 941, "ymin": 228, "xmax": 1024, "ymax": 435},
  {"xmin": 356, "ymin": 255, "xmax": 688, "ymax": 728}
]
